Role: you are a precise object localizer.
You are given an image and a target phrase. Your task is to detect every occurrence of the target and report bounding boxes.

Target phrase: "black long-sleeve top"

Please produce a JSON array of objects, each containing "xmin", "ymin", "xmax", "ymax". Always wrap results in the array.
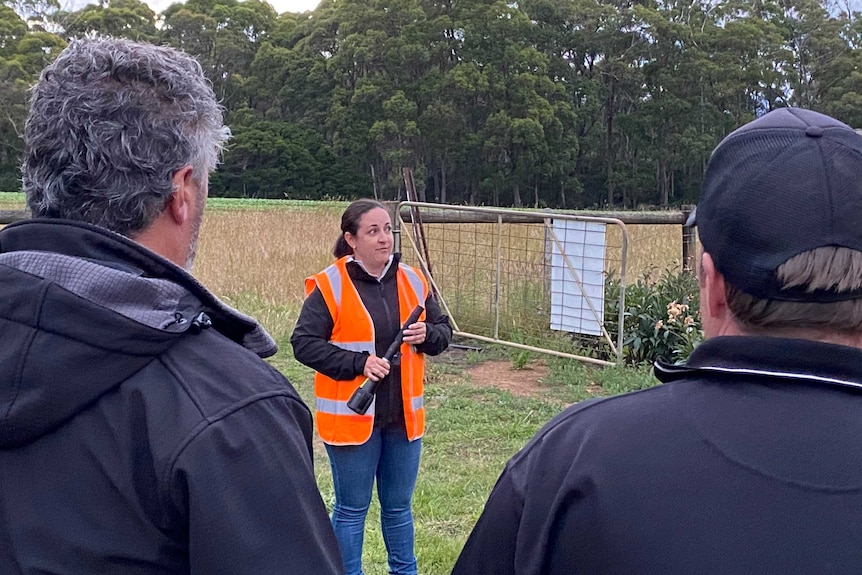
[{"xmin": 291, "ymin": 254, "xmax": 452, "ymax": 430}]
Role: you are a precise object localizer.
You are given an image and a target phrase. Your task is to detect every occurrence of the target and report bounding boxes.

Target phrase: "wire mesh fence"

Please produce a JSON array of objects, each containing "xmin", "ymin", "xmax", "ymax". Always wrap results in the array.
[{"xmin": 397, "ymin": 202, "xmax": 629, "ymax": 366}]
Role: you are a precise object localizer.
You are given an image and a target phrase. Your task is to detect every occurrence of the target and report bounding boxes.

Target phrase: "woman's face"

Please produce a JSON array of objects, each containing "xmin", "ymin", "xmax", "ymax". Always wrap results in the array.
[{"xmin": 345, "ymin": 207, "xmax": 393, "ymax": 274}]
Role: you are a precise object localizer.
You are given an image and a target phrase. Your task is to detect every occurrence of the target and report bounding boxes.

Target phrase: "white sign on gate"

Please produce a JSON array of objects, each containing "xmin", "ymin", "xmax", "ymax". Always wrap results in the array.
[{"xmin": 549, "ymin": 220, "xmax": 607, "ymax": 336}]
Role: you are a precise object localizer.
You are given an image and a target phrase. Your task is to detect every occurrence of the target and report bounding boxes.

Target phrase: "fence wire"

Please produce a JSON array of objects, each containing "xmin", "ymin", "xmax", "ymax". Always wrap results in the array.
[{"xmin": 397, "ymin": 202, "xmax": 628, "ymax": 366}]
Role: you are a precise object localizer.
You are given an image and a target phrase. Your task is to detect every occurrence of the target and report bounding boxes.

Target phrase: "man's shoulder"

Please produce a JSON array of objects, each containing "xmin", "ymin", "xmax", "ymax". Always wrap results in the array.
[
  {"xmin": 541, "ymin": 383, "xmax": 677, "ymax": 436},
  {"xmin": 509, "ymin": 383, "xmax": 683, "ymax": 474},
  {"xmin": 160, "ymin": 327, "xmax": 305, "ymax": 417}
]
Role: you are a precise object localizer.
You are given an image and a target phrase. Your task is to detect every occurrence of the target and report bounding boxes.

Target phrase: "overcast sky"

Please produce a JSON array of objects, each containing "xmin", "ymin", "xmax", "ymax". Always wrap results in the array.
[
  {"xmin": 149, "ymin": 0, "xmax": 320, "ymax": 14},
  {"xmin": 267, "ymin": 0, "xmax": 319, "ymax": 11},
  {"xmin": 64, "ymin": 0, "xmax": 322, "ymax": 16}
]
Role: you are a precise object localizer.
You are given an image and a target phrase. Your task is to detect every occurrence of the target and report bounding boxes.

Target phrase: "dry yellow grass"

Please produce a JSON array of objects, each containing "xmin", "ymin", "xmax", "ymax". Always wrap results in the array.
[
  {"xmin": 192, "ymin": 203, "xmax": 692, "ymax": 345},
  {"xmin": 196, "ymin": 207, "xmax": 339, "ymax": 304},
  {"xmin": 193, "ymin": 204, "xmax": 344, "ymax": 341},
  {"xmin": 0, "ymin": 196, "xmax": 694, "ymax": 345},
  {"xmin": 610, "ymin": 223, "xmax": 693, "ymax": 279}
]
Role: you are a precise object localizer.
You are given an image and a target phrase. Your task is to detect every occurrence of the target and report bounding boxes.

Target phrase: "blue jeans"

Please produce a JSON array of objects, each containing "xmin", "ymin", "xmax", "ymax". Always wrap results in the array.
[{"xmin": 325, "ymin": 428, "xmax": 422, "ymax": 575}]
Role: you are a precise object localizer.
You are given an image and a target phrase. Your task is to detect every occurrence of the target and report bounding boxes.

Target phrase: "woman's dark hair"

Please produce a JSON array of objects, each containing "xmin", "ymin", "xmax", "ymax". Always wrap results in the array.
[{"xmin": 333, "ymin": 199, "xmax": 388, "ymax": 258}]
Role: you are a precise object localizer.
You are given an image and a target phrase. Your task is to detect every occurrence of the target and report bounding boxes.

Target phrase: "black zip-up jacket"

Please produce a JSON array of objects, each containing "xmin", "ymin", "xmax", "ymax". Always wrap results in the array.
[
  {"xmin": 0, "ymin": 219, "xmax": 343, "ymax": 575},
  {"xmin": 291, "ymin": 254, "xmax": 452, "ymax": 430},
  {"xmin": 453, "ymin": 336, "xmax": 862, "ymax": 575}
]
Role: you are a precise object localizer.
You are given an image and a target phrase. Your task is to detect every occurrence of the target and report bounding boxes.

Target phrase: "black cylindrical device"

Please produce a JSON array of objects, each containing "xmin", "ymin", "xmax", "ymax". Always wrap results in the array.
[{"xmin": 346, "ymin": 305, "xmax": 425, "ymax": 415}]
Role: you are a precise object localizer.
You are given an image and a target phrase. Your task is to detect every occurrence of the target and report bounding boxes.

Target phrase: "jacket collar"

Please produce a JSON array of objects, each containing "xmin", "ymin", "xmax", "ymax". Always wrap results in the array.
[
  {"xmin": 655, "ymin": 336, "xmax": 862, "ymax": 392},
  {"xmin": 346, "ymin": 252, "xmax": 402, "ymax": 283}
]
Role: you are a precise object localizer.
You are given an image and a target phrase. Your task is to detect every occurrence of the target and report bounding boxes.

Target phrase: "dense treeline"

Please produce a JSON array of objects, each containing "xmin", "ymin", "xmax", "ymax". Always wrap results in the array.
[{"xmin": 1, "ymin": 0, "xmax": 861, "ymax": 207}]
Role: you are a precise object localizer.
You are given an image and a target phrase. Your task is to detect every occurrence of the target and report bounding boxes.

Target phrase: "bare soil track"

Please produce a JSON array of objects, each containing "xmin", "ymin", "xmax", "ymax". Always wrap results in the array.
[{"xmin": 432, "ymin": 347, "xmax": 549, "ymax": 397}]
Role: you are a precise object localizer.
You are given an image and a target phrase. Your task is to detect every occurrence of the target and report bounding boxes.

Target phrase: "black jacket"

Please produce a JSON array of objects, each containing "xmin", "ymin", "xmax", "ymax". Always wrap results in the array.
[
  {"xmin": 453, "ymin": 336, "xmax": 862, "ymax": 575},
  {"xmin": 291, "ymin": 254, "xmax": 451, "ymax": 429},
  {"xmin": 0, "ymin": 219, "xmax": 343, "ymax": 575}
]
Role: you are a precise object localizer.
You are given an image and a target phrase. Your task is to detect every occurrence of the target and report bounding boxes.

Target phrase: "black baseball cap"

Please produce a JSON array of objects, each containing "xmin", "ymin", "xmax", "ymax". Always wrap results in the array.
[{"xmin": 691, "ymin": 107, "xmax": 862, "ymax": 302}]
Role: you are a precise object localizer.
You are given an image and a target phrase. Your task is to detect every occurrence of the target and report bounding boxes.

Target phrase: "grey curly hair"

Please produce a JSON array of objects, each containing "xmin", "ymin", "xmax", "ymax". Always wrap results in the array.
[{"xmin": 22, "ymin": 37, "xmax": 231, "ymax": 237}]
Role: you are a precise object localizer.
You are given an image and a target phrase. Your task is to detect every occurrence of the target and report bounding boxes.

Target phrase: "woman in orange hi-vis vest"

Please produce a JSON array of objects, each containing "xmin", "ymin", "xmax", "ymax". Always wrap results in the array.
[{"xmin": 291, "ymin": 199, "xmax": 452, "ymax": 575}]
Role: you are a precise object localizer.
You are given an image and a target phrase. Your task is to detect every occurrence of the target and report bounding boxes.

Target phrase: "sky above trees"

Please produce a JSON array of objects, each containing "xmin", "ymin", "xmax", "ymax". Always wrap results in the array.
[{"xmin": 65, "ymin": 0, "xmax": 320, "ymax": 15}]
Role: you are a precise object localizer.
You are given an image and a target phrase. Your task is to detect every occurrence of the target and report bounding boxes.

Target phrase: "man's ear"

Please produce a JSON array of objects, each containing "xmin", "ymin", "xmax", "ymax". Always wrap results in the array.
[
  {"xmin": 701, "ymin": 252, "xmax": 729, "ymax": 321},
  {"xmin": 167, "ymin": 165, "xmax": 196, "ymax": 226}
]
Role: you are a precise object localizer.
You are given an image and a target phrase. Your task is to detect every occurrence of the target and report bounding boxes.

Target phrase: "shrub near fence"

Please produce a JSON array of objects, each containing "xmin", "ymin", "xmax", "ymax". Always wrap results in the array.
[{"xmin": 606, "ymin": 267, "xmax": 703, "ymax": 364}]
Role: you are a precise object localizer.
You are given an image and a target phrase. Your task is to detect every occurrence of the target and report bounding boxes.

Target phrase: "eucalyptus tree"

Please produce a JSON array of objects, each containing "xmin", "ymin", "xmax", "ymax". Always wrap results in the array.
[
  {"xmin": 0, "ymin": 3, "xmax": 30, "ymax": 190},
  {"xmin": 766, "ymin": 0, "xmax": 848, "ymax": 109},
  {"xmin": 293, "ymin": 0, "xmax": 435, "ymax": 199},
  {"xmin": 445, "ymin": 0, "xmax": 573, "ymax": 206},
  {"xmin": 214, "ymin": 112, "xmax": 363, "ymax": 199},
  {"xmin": 523, "ymin": 0, "xmax": 656, "ymax": 206},
  {"xmin": 4, "ymin": 0, "xmax": 58, "ymax": 31},
  {"xmin": 160, "ymin": 0, "xmax": 277, "ymax": 108},
  {"xmin": 0, "ymin": 4, "xmax": 64, "ymax": 191},
  {"xmin": 618, "ymin": 0, "xmax": 715, "ymax": 205},
  {"xmin": 60, "ymin": 0, "xmax": 158, "ymax": 42},
  {"xmin": 820, "ymin": 11, "xmax": 862, "ymax": 127}
]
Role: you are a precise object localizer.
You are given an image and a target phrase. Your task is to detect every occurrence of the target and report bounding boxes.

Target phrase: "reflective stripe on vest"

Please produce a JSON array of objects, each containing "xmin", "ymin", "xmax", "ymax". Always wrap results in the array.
[
  {"xmin": 323, "ymin": 265, "xmax": 342, "ymax": 307},
  {"xmin": 316, "ymin": 396, "xmax": 376, "ymax": 417},
  {"xmin": 331, "ymin": 341, "xmax": 374, "ymax": 353},
  {"xmin": 399, "ymin": 264, "xmax": 426, "ymax": 303},
  {"xmin": 305, "ymin": 256, "xmax": 428, "ymax": 445},
  {"xmin": 315, "ymin": 338, "xmax": 377, "ymax": 417}
]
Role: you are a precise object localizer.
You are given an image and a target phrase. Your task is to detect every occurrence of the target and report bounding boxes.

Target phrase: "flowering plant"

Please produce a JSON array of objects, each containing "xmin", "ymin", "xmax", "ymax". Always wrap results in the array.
[{"xmin": 605, "ymin": 266, "xmax": 703, "ymax": 364}]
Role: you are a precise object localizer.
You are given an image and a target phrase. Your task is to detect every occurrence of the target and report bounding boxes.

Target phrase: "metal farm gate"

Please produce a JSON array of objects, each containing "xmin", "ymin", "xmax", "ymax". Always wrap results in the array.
[{"xmin": 394, "ymin": 202, "xmax": 629, "ymax": 366}]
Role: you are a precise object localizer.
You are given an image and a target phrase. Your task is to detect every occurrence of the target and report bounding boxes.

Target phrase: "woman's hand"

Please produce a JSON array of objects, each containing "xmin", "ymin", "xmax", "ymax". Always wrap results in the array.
[
  {"xmin": 402, "ymin": 321, "xmax": 427, "ymax": 345},
  {"xmin": 363, "ymin": 354, "xmax": 391, "ymax": 381}
]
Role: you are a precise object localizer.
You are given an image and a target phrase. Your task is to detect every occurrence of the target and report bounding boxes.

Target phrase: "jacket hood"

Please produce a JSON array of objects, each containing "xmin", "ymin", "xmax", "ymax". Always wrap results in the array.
[{"xmin": 0, "ymin": 219, "xmax": 277, "ymax": 447}]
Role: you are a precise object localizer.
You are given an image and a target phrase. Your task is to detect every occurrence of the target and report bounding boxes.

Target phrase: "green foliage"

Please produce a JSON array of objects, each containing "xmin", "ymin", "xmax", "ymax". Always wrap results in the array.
[
  {"xmin": 60, "ymin": 0, "xmax": 159, "ymax": 43},
  {"xmin": 205, "ymin": 197, "xmax": 346, "ymax": 211},
  {"xmin": 463, "ymin": 349, "xmax": 484, "ymax": 365},
  {"xmin": 606, "ymin": 266, "xmax": 703, "ymax": 365},
  {"xmin": 510, "ymin": 350, "xmax": 531, "ymax": 370},
  {"xmin": 0, "ymin": 191, "xmax": 25, "ymax": 208},
  {"xmin": 1, "ymin": 0, "xmax": 861, "ymax": 206},
  {"xmin": 212, "ymin": 116, "xmax": 368, "ymax": 200}
]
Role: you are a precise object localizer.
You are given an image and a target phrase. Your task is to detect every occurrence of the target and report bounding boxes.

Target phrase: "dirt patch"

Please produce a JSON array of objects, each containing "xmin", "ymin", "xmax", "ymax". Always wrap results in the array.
[{"xmin": 466, "ymin": 360, "xmax": 549, "ymax": 397}]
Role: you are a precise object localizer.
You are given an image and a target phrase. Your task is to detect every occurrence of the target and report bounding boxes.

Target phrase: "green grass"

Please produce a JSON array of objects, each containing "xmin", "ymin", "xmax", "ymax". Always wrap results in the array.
[
  {"xmin": 0, "ymin": 193, "xmax": 341, "ymax": 213},
  {"xmin": 267, "ymin": 334, "xmax": 660, "ymax": 575},
  {"xmin": 206, "ymin": 197, "xmax": 348, "ymax": 211},
  {"xmin": 0, "ymin": 192, "xmax": 25, "ymax": 210}
]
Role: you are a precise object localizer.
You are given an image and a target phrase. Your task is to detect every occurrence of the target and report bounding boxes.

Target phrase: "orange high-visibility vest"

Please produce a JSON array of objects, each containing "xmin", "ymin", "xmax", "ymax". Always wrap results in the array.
[{"xmin": 304, "ymin": 256, "xmax": 428, "ymax": 445}]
